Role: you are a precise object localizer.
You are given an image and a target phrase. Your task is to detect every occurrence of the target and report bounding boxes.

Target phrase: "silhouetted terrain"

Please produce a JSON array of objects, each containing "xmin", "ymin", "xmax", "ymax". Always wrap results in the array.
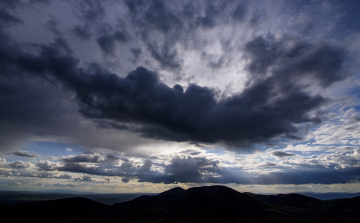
[
  {"xmin": 1, "ymin": 186, "xmax": 360, "ymax": 222},
  {"xmin": 300, "ymin": 192, "xmax": 360, "ymax": 200},
  {"xmin": 0, "ymin": 191, "xmax": 155, "ymax": 205}
]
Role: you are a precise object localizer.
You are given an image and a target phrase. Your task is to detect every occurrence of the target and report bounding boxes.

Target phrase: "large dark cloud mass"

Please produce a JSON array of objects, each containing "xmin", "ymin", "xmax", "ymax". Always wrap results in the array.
[
  {"xmin": 0, "ymin": 24, "xmax": 347, "ymax": 147},
  {"xmin": 0, "ymin": 0, "xmax": 350, "ymax": 149}
]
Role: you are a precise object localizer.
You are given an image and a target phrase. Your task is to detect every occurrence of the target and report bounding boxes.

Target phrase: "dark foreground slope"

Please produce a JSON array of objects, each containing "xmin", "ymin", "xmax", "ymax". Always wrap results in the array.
[
  {"xmin": 1, "ymin": 185, "xmax": 360, "ymax": 223},
  {"xmin": 0, "ymin": 190, "xmax": 153, "ymax": 205}
]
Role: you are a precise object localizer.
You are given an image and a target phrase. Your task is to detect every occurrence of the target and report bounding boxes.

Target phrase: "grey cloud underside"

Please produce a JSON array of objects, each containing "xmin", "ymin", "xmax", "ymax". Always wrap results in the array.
[
  {"xmin": 70, "ymin": 0, "xmax": 108, "ymax": 41},
  {"xmin": 0, "ymin": 0, "xmax": 350, "ymax": 148},
  {"xmin": 0, "ymin": 8, "xmax": 23, "ymax": 28},
  {"xmin": 73, "ymin": 0, "xmax": 105, "ymax": 22},
  {"xmin": 60, "ymin": 151, "xmax": 120, "ymax": 163},
  {"xmin": 96, "ymin": 30, "xmax": 128, "ymax": 56},
  {"xmin": 9, "ymin": 150, "xmax": 41, "ymax": 158},
  {"xmin": 122, "ymin": 0, "xmax": 250, "ymax": 71},
  {"xmin": 272, "ymin": 151, "xmax": 296, "ymax": 158},
  {"xmin": 0, "ymin": 26, "xmax": 347, "ymax": 146},
  {"xmin": 245, "ymin": 36, "xmax": 347, "ymax": 88},
  {"xmin": 0, "ymin": 0, "xmax": 49, "ymax": 9}
]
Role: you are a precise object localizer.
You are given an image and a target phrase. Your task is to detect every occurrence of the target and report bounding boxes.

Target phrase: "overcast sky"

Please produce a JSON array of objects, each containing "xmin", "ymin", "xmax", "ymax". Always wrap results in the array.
[{"xmin": 0, "ymin": 0, "xmax": 360, "ymax": 194}]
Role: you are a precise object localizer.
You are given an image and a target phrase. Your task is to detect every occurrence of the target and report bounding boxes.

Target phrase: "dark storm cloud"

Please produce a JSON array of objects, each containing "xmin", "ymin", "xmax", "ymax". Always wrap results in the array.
[
  {"xmin": 30, "ymin": 0, "xmax": 50, "ymax": 4},
  {"xmin": 146, "ymin": 42, "xmax": 183, "ymax": 71},
  {"xmin": 0, "ymin": 1, "xmax": 349, "ymax": 147},
  {"xmin": 73, "ymin": 0, "xmax": 105, "ymax": 22},
  {"xmin": 231, "ymin": 3, "xmax": 247, "ymax": 22},
  {"xmin": 162, "ymin": 157, "xmax": 220, "ymax": 183},
  {"xmin": 124, "ymin": 0, "xmax": 183, "ymax": 33},
  {"xmin": 0, "ymin": 0, "xmax": 49, "ymax": 10},
  {"xmin": 76, "ymin": 64, "xmax": 326, "ymax": 146},
  {"xmin": 189, "ymin": 142, "xmax": 208, "ymax": 148},
  {"xmin": 163, "ymin": 157, "xmax": 204, "ymax": 183},
  {"xmin": 350, "ymin": 114, "xmax": 360, "ymax": 122},
  {"xmin": 196, "ymin": 0, "xmax": 230, "ymax": 29},
  {"xmin": 93, "ymin": 120, "xmax": 130, "ymax": 131},
  {"xmin": 70, "ymin": 0, "xmax": 108, "ymax": 41},
  {"xmin": 130, "ymin": 47, "xmax": 142, "ymax": 59},
  {"xmin": 0, "ymin": 0, "xmax": 22, "ymax": 9},
  {"xmin": 96, "ymin": 31, "xmax": 128, "ymax": 56},
  {"xmin": 272, "ymin": 151, "xmax": 296, "ymax": 158},
  {"xmin": 129, "ymin": 47, "xmax": 143, "ymax": 64},
  {"xmin": 0, "ymin": 77, "xmax": 62, "ymax": 151},
  {"xmin": 137, "ymin": 159, "xmax": 152, "ymax": 174},
  {"xmin": 60, "ymin": 151, "xmax": 120, "ymax": 163},
  {"xmin": 244, "ymin": 36, "xmax": 347, "ymax": 88},
  {"xmin": 0, "ymin": 8, "xmax": 23, "ymax": 27},
  {"xmin": 0, "ymin": 27, "xmax": 348, "ymax": 146},
  {"xmin": 46, "ymin": 19, "xmax": 62, "ymax": 36},
  {"xmin": 123, "ymin": 0, "xmax": 238, "ymax": 71},
  {"xmin": 0, "ymin": 36, "xmax": 82, "ymax": 152},
  {"xmin": 259, "ymin": 162, "xmax": 277, "ymax": 168},
  {"xmin": 181, "ymin": 150, "xmax": 202, "ymax": 156},
  {"xmin": 10, "ymin": 150, "xmax": 41, "ymax": 158},
  {"xmin": 121, "ymin": 177, "xmax": 130, "ymax": 182},
  {"xmin": 72, "ymin": 24, "xmax": 92, "ymax": 41},
  {"xmin": 135, "ymin": 156, "xmax": 221, "ymax": 184}
]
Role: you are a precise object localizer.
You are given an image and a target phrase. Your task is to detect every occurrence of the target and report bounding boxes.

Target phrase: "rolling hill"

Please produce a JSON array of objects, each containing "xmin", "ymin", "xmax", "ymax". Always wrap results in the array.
[{"xmin": 2, "ymin": 185, "xmax": 360, "ymax": 222}]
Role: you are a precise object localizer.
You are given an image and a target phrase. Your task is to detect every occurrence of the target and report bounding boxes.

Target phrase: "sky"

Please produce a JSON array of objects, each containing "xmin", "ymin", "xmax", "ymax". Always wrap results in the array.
[{"xmin": 0, "ymin": 0, "xmax": 360, "ymax": 194}]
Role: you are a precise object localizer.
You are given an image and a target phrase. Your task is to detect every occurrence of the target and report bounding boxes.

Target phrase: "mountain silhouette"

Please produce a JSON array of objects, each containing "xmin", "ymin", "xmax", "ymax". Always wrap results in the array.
[{"xmin": 2, "ymin": 185, "xmax": 360, "ymax": 222}]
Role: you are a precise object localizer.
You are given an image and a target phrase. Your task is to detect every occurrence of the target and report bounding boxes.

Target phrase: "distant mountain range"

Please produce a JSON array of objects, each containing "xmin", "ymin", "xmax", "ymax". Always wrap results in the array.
[
  {"xmin": 2, "ymin": 185, "xmax": 360, "ymax": 222},
  {"xmin": 0, "ymin": 190, "xmax": 156, "ymax": 205},
  {"xmin": 300, "ymin": 192, "xmax": 360, "ymax": 200}
]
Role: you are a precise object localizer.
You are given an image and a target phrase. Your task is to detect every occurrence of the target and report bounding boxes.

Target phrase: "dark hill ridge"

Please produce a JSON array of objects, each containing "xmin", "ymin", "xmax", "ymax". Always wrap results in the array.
[
  {"xmin": 2, "ymin": 197, "xmax": 110, "ymax": 223},
  {"xmin": 1, "ymin": 185, "xmax": 360, "ymax": 223},
  {"xmin": 253, "ymin": 193, "xmax": 323, "ymax": 209},
  {"xmin": 112, "ymin": 185, "xmax": 269, "ymax": 222},
  {"xmin": 8, "ymin": 197, "xmax": 108, "ymax": 212}
]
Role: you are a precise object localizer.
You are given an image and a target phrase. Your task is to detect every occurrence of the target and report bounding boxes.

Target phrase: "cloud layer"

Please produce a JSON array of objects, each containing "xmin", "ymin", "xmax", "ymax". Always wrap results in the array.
[
  {"xmin": 0, "ymin": 32, "xmax": 347, "ymax": 147},
  {"xmin": 0, "ymin": 0, "xmax": 359, "ymax": 192}
]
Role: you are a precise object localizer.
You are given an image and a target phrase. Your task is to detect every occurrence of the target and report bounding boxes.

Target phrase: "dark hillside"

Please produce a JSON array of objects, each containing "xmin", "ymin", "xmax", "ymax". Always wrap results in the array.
[
  {"xmin": 1, "ymin": 186, "xmax": 360, "ymax": 223},
  {"xmin": 253, "ymin": 193, "xmax": 322, "ymax": 208},
  {"xmin": 2, "ymin": 197, "xmax": 110, "ymax": 223}
]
